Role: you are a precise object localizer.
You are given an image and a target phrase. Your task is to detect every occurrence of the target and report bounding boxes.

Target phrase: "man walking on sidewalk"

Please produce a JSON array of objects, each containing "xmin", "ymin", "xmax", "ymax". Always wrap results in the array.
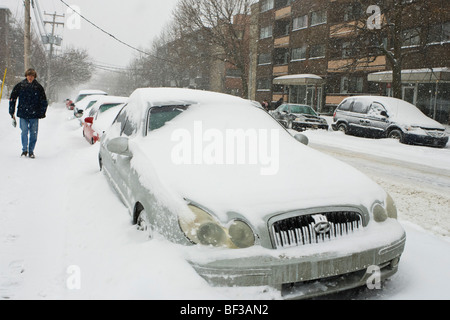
[{"xmin": 9, "ymin": 69, "xmax": 48, "ymax": 159}]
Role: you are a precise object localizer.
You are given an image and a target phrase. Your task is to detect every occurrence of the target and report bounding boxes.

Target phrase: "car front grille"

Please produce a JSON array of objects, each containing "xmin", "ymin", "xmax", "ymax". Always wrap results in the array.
[
  {"xmin": 425, "ymin": 129, "xmax": 446, "ymax": 138},
  {"xmin": 271, "ymin": 211, "xmax": 363, "ymax": 249}
]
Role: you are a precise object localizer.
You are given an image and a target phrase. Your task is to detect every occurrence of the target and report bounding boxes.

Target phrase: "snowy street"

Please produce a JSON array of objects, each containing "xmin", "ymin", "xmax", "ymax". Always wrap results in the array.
[{"xmin": 1, "ymin": 100, "xmax": 450, "ymax": 300}]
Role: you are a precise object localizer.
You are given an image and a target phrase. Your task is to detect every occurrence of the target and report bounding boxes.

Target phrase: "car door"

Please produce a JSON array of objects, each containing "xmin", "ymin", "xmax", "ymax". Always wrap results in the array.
[
  {"xmin": 348, "ymin": 100, "xmax": 370, "ymax": 135},
  {"xmin": 101, "ymin": 105, "xmax": 135, "ymax": 209},
  {"xmin": 365, "ymin": 102, "xmax": 389, "ymax": 137}
]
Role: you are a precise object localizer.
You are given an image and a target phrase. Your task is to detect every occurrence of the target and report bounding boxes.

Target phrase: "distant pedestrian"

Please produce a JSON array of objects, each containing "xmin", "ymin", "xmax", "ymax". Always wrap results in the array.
[
  {"xmin": 274, "ymin": 97, "xmax": 284, "ymax": 108},
  {"xmin": 261, "ymin": 100, "xmax": 270, "ymax": 111},
  {"xmin": 9, "ymin": 69, "xmax": 48, "ymax": 159}
]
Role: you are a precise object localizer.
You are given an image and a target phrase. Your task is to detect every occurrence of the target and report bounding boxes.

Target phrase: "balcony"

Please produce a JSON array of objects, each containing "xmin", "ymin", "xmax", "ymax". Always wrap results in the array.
[
  {"xmin": 329, "ymin": 21, "xmax": 364, "ymax": 38},
  {"xmin": 275, "ymin": 6, "xmax": 291, "ymax": 20},
  {"xmin": 274, "ymin": 35, "xmax": 290, "ymax": 48},
  {"xmin": 328, "ymin": 56, "xmax": 387, "ymax": 73},
  {"xmin": 273, "ymin": 65, "xmax": 289, "ymax": 76}
]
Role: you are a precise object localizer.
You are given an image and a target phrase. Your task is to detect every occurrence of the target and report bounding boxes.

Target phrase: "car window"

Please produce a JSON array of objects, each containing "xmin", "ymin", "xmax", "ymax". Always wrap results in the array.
[
  {"xmin": 122, "ymin": 118, "xmax": 137, "ymax": 136},
  {"xmin": 86, "ymin": 101, "xmax": 97, "ymax": 110},
  {"xmin": 279, "ymin": 105, "xmax": 288, "ymax": 112},
  {"xmin": 368, "ymin": 102, "xmax": 387, "ymax": 117},
  {"xmin": 88, "ymin": 107, "xmax": 97, "ymax": 117},
  {"xmin": 351, "ymin": 101, "xmax": 369, "ymax": 114},
  {"xmin": 290, "ymin": 105, "xmax": 317, "ymax": 115},
  {"xmin": 147, "ymin": 105, "xmax": 189, "ymax": 132},
  {"xmin": 338, "ymin": 99, "xmax": 352, "ymax": 111},
  {"xmin": 113, "ymin": 106, "xmax": 127, "ymax": 128},
  {"xmin": 99, "ymin": 103, "xmax": 122, "ymax": 113},
  {"xmin": 111, "ymin": 105, "xmax": 136, "ymax": 137}
]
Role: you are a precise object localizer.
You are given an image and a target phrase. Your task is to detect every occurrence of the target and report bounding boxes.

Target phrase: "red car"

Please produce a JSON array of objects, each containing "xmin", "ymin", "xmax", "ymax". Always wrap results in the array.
[
  {"xmin": 82, "ymin": 97, "xmax": 128, "ymax": 144},
  {"xmin": 65, "ymin": 99, "xmax": 74, "ymax": 110}
]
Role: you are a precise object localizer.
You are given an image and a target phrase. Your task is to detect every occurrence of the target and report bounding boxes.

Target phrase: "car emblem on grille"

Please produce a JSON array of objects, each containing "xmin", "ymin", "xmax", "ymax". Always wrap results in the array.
[{"xmin": 312, "ymin": 214, "xmax": 331, "ymax": 234}]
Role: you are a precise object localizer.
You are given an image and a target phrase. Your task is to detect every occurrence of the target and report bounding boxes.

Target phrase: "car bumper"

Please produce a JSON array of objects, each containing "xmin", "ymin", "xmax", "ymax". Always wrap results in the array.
[
  {"xmin": 403, "ymin": 132, "xmax": 449, "ymax": 148},
  {"xmin": 187, "ymin": 224, "xmax": 406, "ymax": 299},
  {"xmin": 292, "ymin": 121, "xmax": 329, "ymax": 131}
]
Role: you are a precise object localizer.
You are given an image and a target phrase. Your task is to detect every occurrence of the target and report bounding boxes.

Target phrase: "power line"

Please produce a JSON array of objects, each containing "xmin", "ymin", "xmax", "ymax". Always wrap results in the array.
[{"xmin": 58, "ymin": 0, "xmax": 178, "ymax": 66}]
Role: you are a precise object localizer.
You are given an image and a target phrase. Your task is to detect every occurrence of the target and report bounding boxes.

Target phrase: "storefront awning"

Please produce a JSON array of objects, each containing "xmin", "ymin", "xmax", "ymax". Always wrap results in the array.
[
  {"xmin": 368, "ymin": 67, "xmax": 450, "ymax": 83},
  {"xmin": 273, "ymin": 74, "xmax": 324, "ymax": 86}
]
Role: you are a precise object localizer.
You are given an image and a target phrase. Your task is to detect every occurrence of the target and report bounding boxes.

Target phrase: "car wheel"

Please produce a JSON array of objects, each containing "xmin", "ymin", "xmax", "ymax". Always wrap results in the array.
[
  {"xmin": 136, "ymin": 210, "xmax": 153, "ymax": 239},
  {"xmin": 388, "ymin": 129, "xmax": 403, "ymax": 142},
  {"xmin": 338, "ymin": 123, "xmax": 348, "ymax": 134}
]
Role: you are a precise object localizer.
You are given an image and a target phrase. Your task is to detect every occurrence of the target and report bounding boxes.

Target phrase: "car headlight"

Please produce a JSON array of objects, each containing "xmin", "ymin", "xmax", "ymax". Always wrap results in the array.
[
  {"xmin": 373, "ymin": 203, "xmax": 388, "ymax": 222},
  {"xmin": 372, "ymin": 193, "xmax": 398, "ymax": 222},
  {"xmin": 229, "ymin": 220, "xmax": 255, "ymax": 248},
  {"xmin": 386, "ymin": 193, "xmax": 398, "ymax": 219},
  {"xmin": 179, "ymin": 205, "xmax": 255, "ymax": 248}
]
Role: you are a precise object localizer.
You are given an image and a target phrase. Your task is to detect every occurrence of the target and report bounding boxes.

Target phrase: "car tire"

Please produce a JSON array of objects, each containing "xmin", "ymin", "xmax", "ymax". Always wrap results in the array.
[
  {"xmin": 137, "ymin": 210, "xmax": 153, "ymax": 239},
  {"xmin": 337, "ymin": 123, "xmax": 348, "ymax": 134},
  {"xmin": 388, "ymin": 129, "xmax": 403, "ymax": 142}
]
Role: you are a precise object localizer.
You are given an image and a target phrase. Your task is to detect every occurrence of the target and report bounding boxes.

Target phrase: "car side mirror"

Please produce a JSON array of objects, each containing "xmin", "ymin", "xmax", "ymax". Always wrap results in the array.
[
  {"xmin": 107, "ymin": 137, "xmax": 132, "ymax": 156},
  {"xmin": 84, "ymin": 117, "xmax": 94, "ymax": 124},
  {"xmin": 294, "ymin": 133, "xmax": 309, "ymax": 146},
  {"xmin": 380, "ymin": 111, "xmax": 388, "ymax": 117}
]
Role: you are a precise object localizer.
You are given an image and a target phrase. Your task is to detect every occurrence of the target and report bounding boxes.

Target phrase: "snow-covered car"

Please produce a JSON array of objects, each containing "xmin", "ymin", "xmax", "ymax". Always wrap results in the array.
[
  {"xmin": 331, "ymin": 96, "xmax": 449, "ymax": 148},
  {"xmin": 270, "ymin": 103, "xmax": 329, "ymax": 131},
  {"xmin": 74, "ymin": 89, "xmax": 107, "ymax": 103},
  {"xmin": 73, "ymin": 95, "xmax": 108, "ymax": 119},
  {"xmin": 99, "ymin": 88, "xmax": 406, "ymax": 299},
  {"xmin": 82, "ymin": 96, "xmax": 128, "ymax": 145}
]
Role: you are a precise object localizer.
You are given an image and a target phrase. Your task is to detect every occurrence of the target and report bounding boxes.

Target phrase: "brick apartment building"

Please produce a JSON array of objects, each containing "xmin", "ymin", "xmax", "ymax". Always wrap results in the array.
[{"xmin": 250, "ymin": 0, "xmax": 450, "ymax": 123}]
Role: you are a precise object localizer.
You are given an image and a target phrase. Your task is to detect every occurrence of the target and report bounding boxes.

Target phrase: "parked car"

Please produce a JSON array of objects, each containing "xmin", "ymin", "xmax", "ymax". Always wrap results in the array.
[
  {"xmin": 65, "ymin": 99, "xmax": 74, "ymax": 110},
  {"xmin": 99, "ymin": 88, "xmax": 405, "ymax": 299},
  {"xmin": 82, "ymin": 96, "xmax": 128, "ymax": 145},
  {"xmin": 73, "ymin": 94, "xmax": 107, "ymax": 119},
  {"xmin": 74, "ymin": 89, "xmax": 107, "ymax": 103},
  {"xmin": 270, "ymin": 103, "xmax": 329, "ymax": 131},
  {"xmin": 332, "ymin": 96, "xmax": 449, "ymax": 148}
]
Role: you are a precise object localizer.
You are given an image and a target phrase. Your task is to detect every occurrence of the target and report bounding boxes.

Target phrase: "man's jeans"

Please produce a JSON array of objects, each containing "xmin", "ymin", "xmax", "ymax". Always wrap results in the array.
[{"xmin": 19, "ymin": 118, "xmax": 39, "ymax": 153}]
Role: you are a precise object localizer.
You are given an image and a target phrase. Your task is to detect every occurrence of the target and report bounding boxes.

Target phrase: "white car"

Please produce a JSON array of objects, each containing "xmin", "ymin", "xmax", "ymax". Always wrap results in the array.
[
  {"xmin": 99, "ymin": 88, "xmax": 406, "ymax": 299},
  {"xmin": 332, "ymin": 96, "xmax": 449, "ymax": 148}
]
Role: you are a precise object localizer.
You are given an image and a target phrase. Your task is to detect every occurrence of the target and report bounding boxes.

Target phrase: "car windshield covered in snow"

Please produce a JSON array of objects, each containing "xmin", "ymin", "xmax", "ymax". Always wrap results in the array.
[{"xmin": 148, "ymin": 105, "xmax": 189, "ymax": 132}]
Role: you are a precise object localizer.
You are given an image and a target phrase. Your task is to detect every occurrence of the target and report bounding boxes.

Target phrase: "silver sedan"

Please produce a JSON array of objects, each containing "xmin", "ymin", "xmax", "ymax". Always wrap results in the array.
[{"xmin": 99, "ymin": 88, "xmax": 406, "ymax": 299}]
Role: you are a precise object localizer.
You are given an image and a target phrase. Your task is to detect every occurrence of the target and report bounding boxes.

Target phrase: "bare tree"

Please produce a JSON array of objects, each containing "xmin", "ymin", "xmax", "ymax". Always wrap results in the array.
[
  {"xmin": 172, "ymin": 0, "xmax": 254, "ymax": 97},
  {"xmin": 331, "ymin": 0, "xmax": 436, "ymax": 99}
]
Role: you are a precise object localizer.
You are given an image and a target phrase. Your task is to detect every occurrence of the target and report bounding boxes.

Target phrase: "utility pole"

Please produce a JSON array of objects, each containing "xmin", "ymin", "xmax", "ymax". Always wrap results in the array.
[
  {"xmin": 44, "ymin": 11, "xmax": 64, "ymax": 100},
  {"xmin": 24, "ymin": 0, "xmax": 31, "ymax": 71}
]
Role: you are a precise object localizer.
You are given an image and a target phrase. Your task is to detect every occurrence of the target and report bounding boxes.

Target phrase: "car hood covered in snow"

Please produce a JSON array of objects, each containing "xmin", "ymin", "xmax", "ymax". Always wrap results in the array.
[{"xmin": 126, "ymin": 91, "xmax": 387, "ymax": 228}]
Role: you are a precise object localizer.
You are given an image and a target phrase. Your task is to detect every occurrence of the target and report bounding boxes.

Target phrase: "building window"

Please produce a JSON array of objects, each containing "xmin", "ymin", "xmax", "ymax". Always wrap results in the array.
[
  {"xmin": 310, "ymin": 44, "xmax": 326, "ymax": 59},
  {"xmin": 291, "ymin": 46, "xmax": 307, "ymax": 61},
  {"xmin": 428, "ymin": 22, "xmax": 450, "ymax": 44},
  {"xmin": 226, "ymin": 69, "xmax": 242, "ymax": 78},
  {"xmin": 402, "ymin": 28, "xmax": 420, "ymax": 47},
  {"xmin": 258, "ymin": 53, "xmax": 272, "ymax": 65},
  {"xmin": 293, "ymin": 14, "xmax": 308, "ymax": 31},
  {"xmin": 343, "ymin": 4, "xmax": 362, "ymax": 22},
  {"xmin": 274, "ymin": 48, "xmax": 289, "ymax": 65},
  {"xmin": 257, "ymin": 78, "xmax": 272, "ymax": 91},
  {"xmin": 342, "ymin": 42, "xmax": 352, "ymax": 58},
  {"xmin": 311, "ymin": 10, "xmax": 327, "ymax": 26},
  {"xmin": 341, "ymin": 76, "xmax": 363, "ymax": 94},
  {"xmin": 261, "ymin": 0, "xmax": 274, "ymax": 13},
  {"xmin": 260, "ymin": 25, "xmax": 273, "ymax": 39}
]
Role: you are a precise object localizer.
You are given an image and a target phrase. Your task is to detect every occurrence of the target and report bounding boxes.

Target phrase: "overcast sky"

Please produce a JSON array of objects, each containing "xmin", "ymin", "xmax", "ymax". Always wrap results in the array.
[{"xmin": 3, "ymin": 0, "xmax": 179, "ymax": 68}]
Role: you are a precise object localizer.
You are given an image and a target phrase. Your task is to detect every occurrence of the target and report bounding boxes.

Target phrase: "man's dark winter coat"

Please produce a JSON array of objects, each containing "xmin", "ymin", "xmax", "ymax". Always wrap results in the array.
[{"xmin": 9, "ymin": 79, "xmax": 48, "ymax": 119}]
